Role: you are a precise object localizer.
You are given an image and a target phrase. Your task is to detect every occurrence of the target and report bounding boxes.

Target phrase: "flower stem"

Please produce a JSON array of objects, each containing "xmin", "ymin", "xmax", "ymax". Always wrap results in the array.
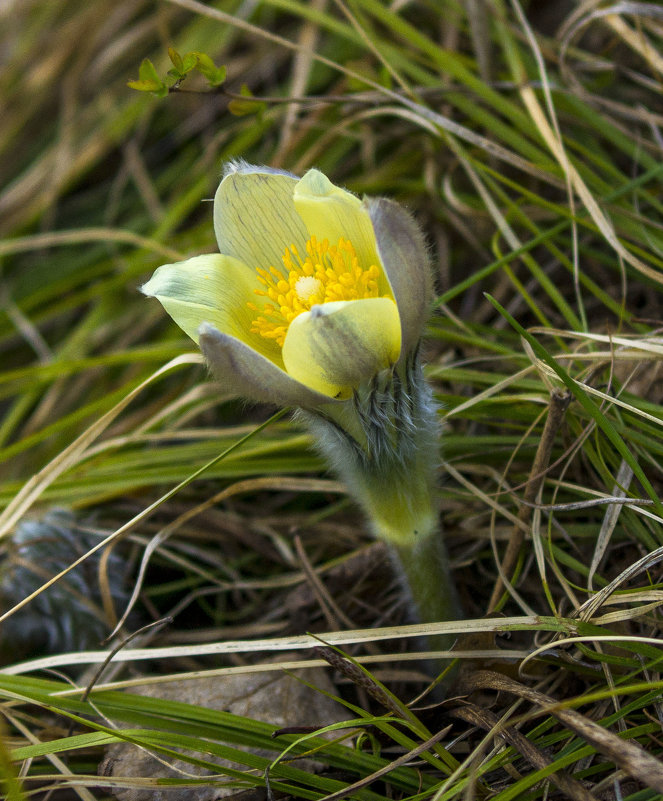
[
  {"xmin": 392, "ymin": 526, "xmax": 461, "ymax": 654},
  {"xmin": 299, "ymin": 352, "xmax": 461, "ymax": 662}
]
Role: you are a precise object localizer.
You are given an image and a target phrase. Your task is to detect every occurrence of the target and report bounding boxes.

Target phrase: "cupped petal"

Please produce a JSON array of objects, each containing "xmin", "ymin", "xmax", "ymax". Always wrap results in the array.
[
  {"xmin": 141, "ymin": 253, "xmax": 281, "ymax": 363},
  {"xmin": 199, "ymin": 323, "xmax": 334, "ymax": 408},
  {"xmin": 365, "ymin": 197, "xmax": 433, "ymax": 357},
  {"xmin": 281, "ymin": 298, "xmax": 401, "ymax": 399},
  {"xmin": 214, "ymin": 164, "xmax": 309, "ymax": 272},
  {"xmin": 293, "ymin": 170, "xmax": 391, "ymax": 296}
]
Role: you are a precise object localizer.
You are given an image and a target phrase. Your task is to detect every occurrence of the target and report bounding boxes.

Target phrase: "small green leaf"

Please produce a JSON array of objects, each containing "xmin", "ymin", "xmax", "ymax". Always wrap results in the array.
[
  {"xmin": 138, "ymin": 58, "xmax": 161, "ymax": 84},
  {"xmin": 168, "ymin": 47, "xmax": 183, "ymax": 72},
  {"xmin": 228, "ymin": 84, "xmax": 265, "ymax": 116},
  {"xmin": 207, "ymin": 64, "xmax": 227, "ymax": 87},
  {"xmin": 228, "ymin": 98, "xmax": 264, "ymax": 116},
  {"xmin": 190, "ymin": 51, "xmax": 216, "ymax": 73},
  {"xmin": 181, "ymin": 52, "xmax": 198, "ymax": 73},
  {"xmin": 128, "ymin": 57, "xmax": 169, "ymax": 96},
  {"xmin": 190, "ymin": 51, "xmax": 226, "ymax": 86},
  {"xmin": 127, "ymin": 79, "xmax": 163, "ymax": 92}
]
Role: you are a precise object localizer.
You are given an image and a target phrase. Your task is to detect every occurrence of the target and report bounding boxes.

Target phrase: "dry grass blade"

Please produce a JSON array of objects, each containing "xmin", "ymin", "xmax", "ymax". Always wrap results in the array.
[
  {"xmin": 588, "ymin": 459, "xmax": 634, "ymax": 591},
  {"xmin": 314, "ymin": 645, "xmax": 405, "ymax": 716},
  {"xmin": 6, "ymin": 709, "xmax": 97, "ymax": 801},
  {"xmin": 510, "ymin": 0, "xmax": 663, "ymax": 283},
  {"xmin": 0, "ymin": 355, "xmax": 202, "ymax": 540},
  {"xmin": 3, "ymin": 0, "xmax": 663, "ymax": 797},
  {"xmin": 314, "ymin": 724, "xmax": 453, "ymax": 801},
  {"xmin": 488, "ymin": 388, "xmax": 571, "ymax": 612},
  {"xmin": 578, "ymin": 543, "xmax": 663, "ymax": 621},
  {"xmin": 450, "ymin": 703, "xmax": 599, "ymax": 801},
  {"xmin": 458, "ymin": 671, "xmax": 663, "ymax": 794},
  {"xmin": 0, "ymin": 615, "xmax": 551, "ymax": 676},
  {"xmin": 114, "ymin": 477, "xmax": 345, "ymax": 634},
  {"xmin": 0, "ymin": 229, "xmax": 184, "ymax": 261}
]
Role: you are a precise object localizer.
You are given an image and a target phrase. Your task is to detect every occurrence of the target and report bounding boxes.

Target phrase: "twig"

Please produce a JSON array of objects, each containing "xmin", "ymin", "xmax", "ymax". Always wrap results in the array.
[
  {"xmin": 457, "ymin": 670, "xmax": 663, "ymax": 794},
  {"xmin": 450, "ymin": 702, "xmax": 598, "ymax": 801},
  {"xmin": 488, "ymin": 388, "xmax": 571, "ymax": 612}
]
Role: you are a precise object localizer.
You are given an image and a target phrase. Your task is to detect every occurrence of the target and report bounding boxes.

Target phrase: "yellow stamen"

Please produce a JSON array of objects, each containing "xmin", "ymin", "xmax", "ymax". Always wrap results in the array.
[{"xmin": 250, "ymin": 236, "xmax": 386, "ymax": 346}]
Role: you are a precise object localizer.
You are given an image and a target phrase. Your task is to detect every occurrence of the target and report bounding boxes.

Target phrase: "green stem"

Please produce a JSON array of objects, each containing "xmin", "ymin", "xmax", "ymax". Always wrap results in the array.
[
  {"xmin": 393, "ymin": 528, "xmax": 461, "ymax": 654},
  {"xmin": 299, "ymin": 352, "xmax": 462, "ymax": 663}
]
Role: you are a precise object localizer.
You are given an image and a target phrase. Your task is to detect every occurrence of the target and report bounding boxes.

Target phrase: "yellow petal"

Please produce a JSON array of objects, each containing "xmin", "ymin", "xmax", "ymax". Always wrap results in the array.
[
  {"xmin": 141, "ymin": 254, "xmax": 281, "ymax": 363},
  {"xmin": 293, "ymin": 171, "xmax": 390, "ymax": 295},
  {"xmin": 281, "ymin": 298, "xmax": 401, "ymax": 398},
  {"xmin": 214, "ymin": 165, "xmax": 309, "ymax": 271}
]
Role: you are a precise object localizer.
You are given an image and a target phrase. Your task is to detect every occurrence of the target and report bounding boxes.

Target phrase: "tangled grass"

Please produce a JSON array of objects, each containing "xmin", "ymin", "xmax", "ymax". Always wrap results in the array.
[{"xmin": 2, "ymin": 1, "xmax": 663, "ymax": 799}]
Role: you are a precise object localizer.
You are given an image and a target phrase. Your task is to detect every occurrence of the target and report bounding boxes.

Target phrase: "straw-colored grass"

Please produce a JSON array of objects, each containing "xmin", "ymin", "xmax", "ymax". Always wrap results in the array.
[{"xmin": 2, "ymin": 1, "xmax": 663, "ymax": 799}]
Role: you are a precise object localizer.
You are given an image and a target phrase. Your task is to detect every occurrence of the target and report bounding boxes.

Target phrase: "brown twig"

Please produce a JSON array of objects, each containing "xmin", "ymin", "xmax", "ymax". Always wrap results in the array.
[
  {"xmin": 294, "ymin": 535, "xmax": 356, "ymax": 631},
  {"xmin": 457, "ymin": 670, "xmax": 663, "ymax": 794},
  {"xmin": 450, "ymin": 702, "xmax": 599, "ymax": 801},
  {"xmin": 314, "ymin": 645, "xmax": 404, "ymax": 717},
  {"xmin": 487, "ymin": 388, "xmax": 571, "ymax": 612}
]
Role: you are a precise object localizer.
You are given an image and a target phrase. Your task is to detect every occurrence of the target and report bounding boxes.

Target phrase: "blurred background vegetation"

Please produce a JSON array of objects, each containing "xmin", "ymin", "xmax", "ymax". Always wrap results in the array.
[{"xmin": 2, "ymin": 0, "xmax": 663, "ymax": 799}]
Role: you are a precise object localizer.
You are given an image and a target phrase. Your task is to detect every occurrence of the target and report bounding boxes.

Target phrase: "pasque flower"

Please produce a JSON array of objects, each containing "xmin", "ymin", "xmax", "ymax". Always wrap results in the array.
[
  {"xmin": 143, "ymin": 162, "xmax": 432, "ymax": 406},
  {"xmin": 143, "ymin": 162, "xmax": 459, "ymax": 653}
]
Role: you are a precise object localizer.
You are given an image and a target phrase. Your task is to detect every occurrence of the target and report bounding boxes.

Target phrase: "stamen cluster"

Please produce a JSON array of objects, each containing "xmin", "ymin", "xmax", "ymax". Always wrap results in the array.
[{"xmin": 249, "ymin": 236, "xmax": 384, "ymax": 346}]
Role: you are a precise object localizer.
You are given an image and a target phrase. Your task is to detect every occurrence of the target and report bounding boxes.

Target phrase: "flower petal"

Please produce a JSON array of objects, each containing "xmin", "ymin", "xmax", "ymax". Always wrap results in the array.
[
  {"xmin": 281, "ymin": 298, "xmax": 401, "ymax": 399},
  {"xmin": 293, "ymin": 171, "xmax": 390, "ymax": 295},
  {"xmin": 141, "ymin": 254, "xmax": 281, "ymax": 363},
  {"xmin": 214, "ymin": 165, "xmax": 309, "ymax": 272},
  {"xmin": 199, "ymin": 323, "xmax": 334, "ymax": 408},
  {"xmin": 365, "ymin": 197, "xmax": 433, "ymax": 356}
]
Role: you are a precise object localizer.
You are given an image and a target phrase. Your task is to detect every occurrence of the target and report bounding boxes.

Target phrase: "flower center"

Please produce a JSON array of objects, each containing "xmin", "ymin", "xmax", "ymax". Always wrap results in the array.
[
  {"xmin": 294, "ymin": 275, "xmax": 324, "ymax": 303},
  {"xmin": 248, "ymin": 236, "xmax": 385, "ymax": 347}
]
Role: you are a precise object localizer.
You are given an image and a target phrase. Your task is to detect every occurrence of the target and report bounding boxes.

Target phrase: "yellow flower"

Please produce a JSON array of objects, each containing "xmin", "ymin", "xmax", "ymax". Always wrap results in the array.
[
  {"xmin": 142, "ymin": 163, "xmax": 432, "ymax": 406},
  {"xmin": 143, "ymin": 164, "xmax": 459, "ymax": 636}
]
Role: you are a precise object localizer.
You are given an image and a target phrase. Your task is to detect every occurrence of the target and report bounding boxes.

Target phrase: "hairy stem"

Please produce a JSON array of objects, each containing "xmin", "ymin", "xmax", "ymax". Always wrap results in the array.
[
  {"xmin": 299, "ymin": 352, "xmax": 461, "ymax": 659},
  {"xmin": 393, "ymin": 526, "xmax": 461, "ymax": 654}
]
